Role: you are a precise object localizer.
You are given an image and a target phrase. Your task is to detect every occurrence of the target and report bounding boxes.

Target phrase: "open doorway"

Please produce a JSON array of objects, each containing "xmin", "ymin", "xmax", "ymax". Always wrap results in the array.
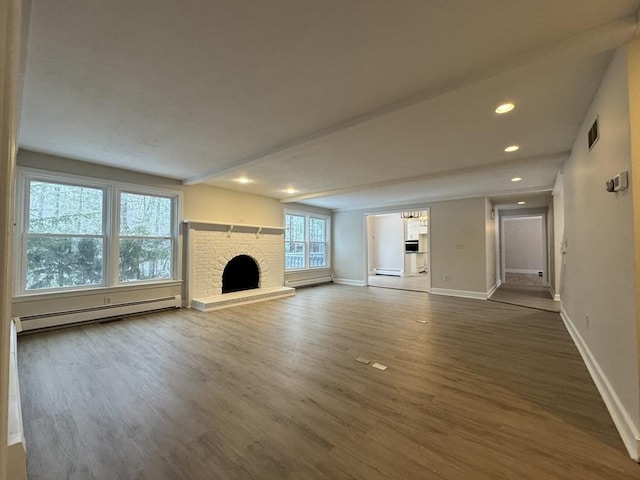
[
  {"xmin": 365, "ymin": 209, "xmax": 430, "ymax": 293},
  {"xmin": 500, "ymin": 214, "xmax": 548, "ymax": 286}
]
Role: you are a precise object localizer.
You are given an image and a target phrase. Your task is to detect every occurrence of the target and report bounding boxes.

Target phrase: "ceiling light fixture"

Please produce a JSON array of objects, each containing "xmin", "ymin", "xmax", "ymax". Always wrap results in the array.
[
  {"xmin": 283, "ymin": 188, "xmax": 298, "ymax": 195},
  {"xmin": 518, "ymin": 201, "xmax": 526, "ymax": 205},
  {"xmin": 235, "ymin": 176, "xmax": 252, "ymax": 184},
  {"xmin": 511, "ymin": 177, "xmax": 522, "ymax": 182},
  {"xmin": 495, "ymin": 102, "xmax": 515, "ymax": 114},
  {"xmin": 401, "ymin": 211, "xmax": 422, "ymax": 219},
  {"xmin": 504, "ymin": 145, "xmax": 520, "ymax": 152}
]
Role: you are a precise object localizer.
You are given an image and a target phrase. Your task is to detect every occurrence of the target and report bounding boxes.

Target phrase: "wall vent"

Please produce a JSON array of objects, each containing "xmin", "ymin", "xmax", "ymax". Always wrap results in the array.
[{"xmin": 588, "ymin": 116, "xmax": 599, "ymax": 150}]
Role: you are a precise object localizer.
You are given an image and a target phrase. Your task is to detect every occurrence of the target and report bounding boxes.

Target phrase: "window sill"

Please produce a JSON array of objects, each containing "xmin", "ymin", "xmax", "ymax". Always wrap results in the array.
[
  {"xmin": 12, "ymin": 279, "xmax": 183, "ymax": 303},
  {"xmin": 285, "ymin": 267, "xmax": 331, "ymax": 273}
]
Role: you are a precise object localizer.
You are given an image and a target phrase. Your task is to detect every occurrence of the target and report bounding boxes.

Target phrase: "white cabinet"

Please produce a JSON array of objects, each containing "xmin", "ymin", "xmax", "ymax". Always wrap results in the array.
[
  {"xmin": 404, "ymin": 253, "xmax": 428, "ymax": 275},
  {"xmin": 406, "ymin": 220, "xmax": 420, "ymax": 240}
]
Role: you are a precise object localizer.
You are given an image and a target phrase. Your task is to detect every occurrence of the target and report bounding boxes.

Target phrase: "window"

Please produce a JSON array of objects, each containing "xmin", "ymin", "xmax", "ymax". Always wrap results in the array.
[
  {"xmin": 285, "ymin": 212, "xmax": 329, "ymax": 270},
  {"xmin": 25, "ymin": 181, "xmax": 105, "ymax": 290},
  {"xmin": 16, "ymin": 169, "xmax": 181, "ymax": 294},
  {"xmin": 119, "ymin": 192, "xmax": 173, "ymax": 282}
]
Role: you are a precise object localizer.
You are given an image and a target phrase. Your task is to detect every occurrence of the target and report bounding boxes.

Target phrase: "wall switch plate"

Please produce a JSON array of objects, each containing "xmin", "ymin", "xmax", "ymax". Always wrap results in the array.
[{"xmin": 613, "ymin": 171, "xmax": 628, "ymax": 192}]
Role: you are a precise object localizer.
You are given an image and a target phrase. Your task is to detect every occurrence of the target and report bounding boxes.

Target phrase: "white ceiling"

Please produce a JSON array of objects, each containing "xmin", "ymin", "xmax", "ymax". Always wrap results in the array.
[{"xmin": 19, "ymin": 0, "xmax": 640, "ymax": 211}]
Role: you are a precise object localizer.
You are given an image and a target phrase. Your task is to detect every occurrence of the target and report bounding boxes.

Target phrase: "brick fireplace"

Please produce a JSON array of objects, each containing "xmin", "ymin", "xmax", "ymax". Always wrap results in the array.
[{"xmin": 184, "ymin": 221, "xmax": 294, "ymax": 311}]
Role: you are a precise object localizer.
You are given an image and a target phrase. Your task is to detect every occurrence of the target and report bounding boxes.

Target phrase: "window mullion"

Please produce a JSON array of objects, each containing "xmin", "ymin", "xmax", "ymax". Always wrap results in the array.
[{"xmin": 108, "ymin": 186, "xmax": 118, "ymax": 287}]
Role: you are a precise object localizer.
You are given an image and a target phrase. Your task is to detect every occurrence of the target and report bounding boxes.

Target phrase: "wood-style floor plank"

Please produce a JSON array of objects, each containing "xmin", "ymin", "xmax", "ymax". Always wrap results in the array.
[{"xmin": 17, "ymin": 284, "xmax": 640, "ymax": 479}]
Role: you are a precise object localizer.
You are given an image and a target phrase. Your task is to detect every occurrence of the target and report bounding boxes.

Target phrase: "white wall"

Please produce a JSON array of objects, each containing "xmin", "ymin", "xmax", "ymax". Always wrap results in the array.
[
  {"xmin": 430, "ymin": 197, "xmax": 487, "ymax": 295},
  {"xmin": 561, "ymin": 44, "xmax": 639, "ymax": 458},
  {"xmin": 332, "ymin": 210, "xmax": 366, "ymax": 285},
  {"xmin": 1, "ymin": 0, "xmax": 23, "ymax": 477},
  {"xmin": 485, "ymin": 198, "xmax": 497, "ymax": 292},
  {"xmin": 334, "ymin": 197, "xmax": 490, "ymax": 296},
  {"xmin": 503, "ymin": 216, "xmax": 544, "ymax": 272},
  {"xmin": 369, "ymin": 214, "xmax": 404, "ymax": 273},
  {"xmin": 552, "ymin": 172, "xmax": 564, "ymax": 299}
]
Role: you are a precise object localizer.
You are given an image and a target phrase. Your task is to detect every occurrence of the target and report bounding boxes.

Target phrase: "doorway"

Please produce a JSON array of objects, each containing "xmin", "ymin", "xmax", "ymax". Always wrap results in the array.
[
  {"xmin": 500, "ymin": 214, "xmax": 548, "ymax": 286},
  {"xmin": 365, "ymin": 209, "xmax": 431, "ymax": 293}
]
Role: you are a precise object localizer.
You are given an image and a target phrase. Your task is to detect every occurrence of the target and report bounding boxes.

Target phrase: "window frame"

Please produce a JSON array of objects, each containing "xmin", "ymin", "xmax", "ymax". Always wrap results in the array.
[
  {"xmin": 14, "ymin": 168, "xmax": 182, "ymax": 296},
  {"xmin": 284, "ymin": 210, "xmax": 330, "ymax": 272}
]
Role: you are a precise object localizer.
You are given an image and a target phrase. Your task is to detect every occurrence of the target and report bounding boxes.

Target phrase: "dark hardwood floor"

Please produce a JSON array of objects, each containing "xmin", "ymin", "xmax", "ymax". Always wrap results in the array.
[{"xmin": 17, "ymin": 284, "xmax": 640, "ymax": 479}]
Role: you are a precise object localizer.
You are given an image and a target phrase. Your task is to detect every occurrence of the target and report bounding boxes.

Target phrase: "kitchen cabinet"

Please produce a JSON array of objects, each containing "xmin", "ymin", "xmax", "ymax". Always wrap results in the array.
[{"xmin": 404, "ymin": 252, "xmax": 427, "ymax": 275}]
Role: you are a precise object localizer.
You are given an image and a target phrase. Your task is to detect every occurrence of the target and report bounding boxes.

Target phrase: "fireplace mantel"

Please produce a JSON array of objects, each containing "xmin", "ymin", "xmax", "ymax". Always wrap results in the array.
[{"xmin": 183, "ymin": 220, "xmax": 283, "ymax": 236}]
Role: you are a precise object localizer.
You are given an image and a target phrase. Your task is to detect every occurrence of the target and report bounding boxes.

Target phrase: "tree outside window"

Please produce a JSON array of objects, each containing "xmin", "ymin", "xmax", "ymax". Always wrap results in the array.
[
  {"xmin": 26, "ymin": 181, "xmax": 104, "ymax": 290},
  {"xmin": 18, "ymin": 171, "xmax": 180, "ymax": 294},
  {"xmin": 119, "ymin": 192, "xmax": 173, "ymax": 282}
]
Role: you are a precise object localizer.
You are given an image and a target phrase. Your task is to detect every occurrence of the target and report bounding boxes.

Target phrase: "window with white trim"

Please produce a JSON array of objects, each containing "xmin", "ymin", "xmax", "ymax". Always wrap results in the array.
[
  {"xmin": 285, "ymin": 212, "xmax": 329, "ymax": 270},
  {"xmin": 16, "ymin": 169, "xmax": 181, "ymax": 294}
]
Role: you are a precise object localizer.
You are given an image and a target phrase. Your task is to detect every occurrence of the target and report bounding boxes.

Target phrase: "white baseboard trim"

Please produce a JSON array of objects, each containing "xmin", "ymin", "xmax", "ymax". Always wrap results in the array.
[
  {"xmin": 554, "ymin": 294, "xmax": 561, "ymax": 301},
  {"xmin": 486, "ymin": 281, "xmax": 500, "ymax": 298},
  {"xmin": 560, "ymin": 306, "xmax": 640, "ymax": 461},
  {"xmin": 333, "ymin": 278, "xmax": 366, "ymax": 287},
  {"xmin": 430, "ymin": 288, "xmax": 488, "ymax": 300},
  {"xmin": 505, "ymin": 268, "xmax": 543, "ymax": 275}
]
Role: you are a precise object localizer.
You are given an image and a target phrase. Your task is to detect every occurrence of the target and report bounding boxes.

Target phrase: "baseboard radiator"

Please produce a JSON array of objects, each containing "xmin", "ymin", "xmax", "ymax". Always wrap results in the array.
[
  {"xmin": 285, "ymin": 275, "xmax": 332, "ymax": 288},
  {"xmin": 374, "ymin": 268, "xmax": 402, "ymax": 276},
  {"xmin": 16, "ymin": 295, "xmax": 182, "ymax": 332}
]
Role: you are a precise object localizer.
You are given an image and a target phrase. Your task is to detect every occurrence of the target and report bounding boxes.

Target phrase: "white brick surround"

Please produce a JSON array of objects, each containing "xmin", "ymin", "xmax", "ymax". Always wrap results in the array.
[{"xmin": 185, "ymin": 222, "xmax": 289, "ymax": 308}]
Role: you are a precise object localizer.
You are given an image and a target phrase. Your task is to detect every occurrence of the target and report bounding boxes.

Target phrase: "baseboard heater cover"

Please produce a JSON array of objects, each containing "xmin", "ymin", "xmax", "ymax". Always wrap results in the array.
[
  {"xmin": 285, "ymin": 276, "xmax": 332, "ymax": 288},
  {"xmin": 17, "ymin": 295, "xmax": 182, "ymax": 331},
  {"xmin": 374, "ymin": 268, "xmax": 403, "ymax": 276}
]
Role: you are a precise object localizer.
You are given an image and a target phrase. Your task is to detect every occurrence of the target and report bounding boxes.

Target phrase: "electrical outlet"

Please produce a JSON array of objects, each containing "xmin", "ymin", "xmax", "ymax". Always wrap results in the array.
[
  {"xmin": 105, "ymin": 296, "xmax": 112, "ymax": 305},
  {"xmin": 444, "ymin": 274, "xmax": 449, "ymax": 281}
]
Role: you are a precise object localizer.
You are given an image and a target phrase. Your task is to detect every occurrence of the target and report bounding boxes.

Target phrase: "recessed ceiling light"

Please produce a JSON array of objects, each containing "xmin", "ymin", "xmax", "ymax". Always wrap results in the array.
[
  {"xmin": 495, "ymin": 102, "xmax": 515, "ymax": 114},
  {"xmin": 518, "ymin": 201, "xmax": 526, "ymax": 205},
  {"xmin": 504, "ymin": 145, "xmax": 520, "ymax": 152},
  {"xmin": 283, "ymin": 188, "xmax": 298, "ymax": 195},
  {"xmin": 235, "ymin": 176, "xmax": 252, "ymax": 184},
  {"xmin": 511, "ymin": 177, "xmax": 522, "ymax": 182}
]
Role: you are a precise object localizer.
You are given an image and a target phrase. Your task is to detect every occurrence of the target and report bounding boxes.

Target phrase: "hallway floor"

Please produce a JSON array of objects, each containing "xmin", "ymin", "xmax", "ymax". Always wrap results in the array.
[{"xmin": 490, "ymin": 283, "xmax": 559, "ymax": 312}]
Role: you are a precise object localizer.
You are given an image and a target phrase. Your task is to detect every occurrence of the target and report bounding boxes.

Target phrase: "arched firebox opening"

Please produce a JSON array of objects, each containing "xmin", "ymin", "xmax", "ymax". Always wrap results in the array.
[{"xmin": 221, "ymin": 255, "xmax": 259, "ymax": 294}]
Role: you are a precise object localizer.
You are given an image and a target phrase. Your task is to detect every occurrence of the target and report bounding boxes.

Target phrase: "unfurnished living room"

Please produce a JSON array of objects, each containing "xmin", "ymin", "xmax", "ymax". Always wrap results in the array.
[{"xmin": 2, "ymin": 1, "xmax": 640, "ymax": 479}]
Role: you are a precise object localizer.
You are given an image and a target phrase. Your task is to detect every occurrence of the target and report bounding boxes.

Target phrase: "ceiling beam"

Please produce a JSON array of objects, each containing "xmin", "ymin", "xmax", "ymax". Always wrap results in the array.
[
  {"xmin": 184, "ymin": 15, "xmax": 638, "ymax": 186},
  {"xmin": 279, "ymin": 152, "xmax": 569, "ymax": 204}
]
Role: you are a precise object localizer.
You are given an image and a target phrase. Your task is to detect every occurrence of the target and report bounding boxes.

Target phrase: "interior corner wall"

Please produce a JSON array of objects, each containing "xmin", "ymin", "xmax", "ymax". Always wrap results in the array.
[{"xmin": 561, "ymin": 44, "xmax": 640, "ymax": 455}]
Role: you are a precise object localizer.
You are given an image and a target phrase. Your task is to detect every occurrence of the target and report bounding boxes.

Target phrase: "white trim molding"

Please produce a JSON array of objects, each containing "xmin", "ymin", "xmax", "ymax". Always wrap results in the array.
[
  {"xmin": 504, "ymin": 268, "xmax": 543, "ymax": 275},
  {"xmin": 560, "ymin": 306, "xmax": 640, "ymax": 461},
  {"xmin": 430, "ymin": 288, "xmax": 488, "ymax": 300},
  {"xmin": 486, "ymin": 280, "xmax": 501, "ymax": 298}
]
